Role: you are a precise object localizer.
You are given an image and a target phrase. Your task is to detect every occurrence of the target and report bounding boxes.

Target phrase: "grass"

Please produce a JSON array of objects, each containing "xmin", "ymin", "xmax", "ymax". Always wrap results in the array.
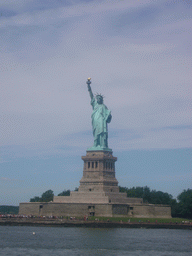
[{"xmin": 86, "ymin": 216, "xmax": 192, "ymax": 223}]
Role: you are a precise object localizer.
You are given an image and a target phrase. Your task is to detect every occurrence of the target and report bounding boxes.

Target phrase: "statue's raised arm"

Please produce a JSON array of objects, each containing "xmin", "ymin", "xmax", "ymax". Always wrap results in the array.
[
  {"xmin": 86, "ymin": 78, "xmax": 112, "ymax": 151},
  {"xmin": 86, "ymin": 78, "xmax": 94, "ymax": 100}
]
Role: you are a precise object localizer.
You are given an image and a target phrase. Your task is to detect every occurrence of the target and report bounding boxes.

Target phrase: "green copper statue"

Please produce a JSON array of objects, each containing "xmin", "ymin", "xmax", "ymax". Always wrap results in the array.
[{"xmin": 86, "ymin": 78, "xmax": 112, "ymax": 151}]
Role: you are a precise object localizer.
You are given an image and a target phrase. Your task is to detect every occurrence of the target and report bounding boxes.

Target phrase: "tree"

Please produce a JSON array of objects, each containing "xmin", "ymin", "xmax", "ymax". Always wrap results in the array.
[
  {"xmin": 58, "ymin": 190, "xmax": 70, "ymax": 196},
  {"xmin": 170, "ymin": 198, "xmax": 179, "ymax": 217},
  {"xmin": 149, "ymin": 190, "xmax": 173, "ymax": 205},
  {"xmin": 143, "ymin": 186, "xmax": 151, "ymax": 203},
  {"xmin": 41, "ymin": 190, "xmax": 54, "ymax": 202},
  {"xmin": 119, "ymin": 186, "xmax": 172, "ymax": 205},
  {"xmin": 119, "ymin": 186, "xmax": 151, "ymax": 203},
  {"xmin": 0, "ymin": 206, "xmax": 19, "ymax": 214},
  {"xmin": 30, "ymin": 196, "xmax": 41, "ymax": 202},
  {"xmin": 177, "ymin": 189, "xmax": 192, "ymax": 218},
  {"xmin": 29, "ymin": 190, "xmax": 54, "ymax": 202}
]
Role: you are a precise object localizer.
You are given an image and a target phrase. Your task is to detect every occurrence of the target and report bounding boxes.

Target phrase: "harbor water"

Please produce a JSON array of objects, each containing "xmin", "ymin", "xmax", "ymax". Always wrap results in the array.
[{"xmin": 0, "ymin": 226, "xmax": 192, "ymax": 255}]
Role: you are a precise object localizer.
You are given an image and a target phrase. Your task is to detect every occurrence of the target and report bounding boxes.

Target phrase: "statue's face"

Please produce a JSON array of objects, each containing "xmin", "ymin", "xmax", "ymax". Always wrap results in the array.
[{"xmin": 96, "ymin": 96, "xmax": 103, "ymax": 104}]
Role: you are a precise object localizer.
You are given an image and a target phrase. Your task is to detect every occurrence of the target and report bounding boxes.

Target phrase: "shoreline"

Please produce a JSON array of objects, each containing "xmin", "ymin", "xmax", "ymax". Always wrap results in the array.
[{"xmin": 0, "ymin": 219, "xmax": 192, "ymax": 229}]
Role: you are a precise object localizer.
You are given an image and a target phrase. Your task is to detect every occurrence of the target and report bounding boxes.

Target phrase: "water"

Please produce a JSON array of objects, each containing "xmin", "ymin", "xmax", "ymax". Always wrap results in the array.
[{"xmin": 0, "ymin": 226, "xmax": 192, "ymax": 255}]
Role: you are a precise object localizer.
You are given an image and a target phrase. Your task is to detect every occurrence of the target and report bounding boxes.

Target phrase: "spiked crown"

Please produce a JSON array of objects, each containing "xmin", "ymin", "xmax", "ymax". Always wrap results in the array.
[{"xmin": 95, "ymin": 93, "xmax": 104, "ymax": 99}]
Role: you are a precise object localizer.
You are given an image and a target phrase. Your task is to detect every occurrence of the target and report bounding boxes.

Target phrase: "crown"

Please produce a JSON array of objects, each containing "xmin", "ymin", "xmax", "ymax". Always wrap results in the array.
[{"xmin": 95, "ymin": 93, "xmax": 104, "ymax": 99}]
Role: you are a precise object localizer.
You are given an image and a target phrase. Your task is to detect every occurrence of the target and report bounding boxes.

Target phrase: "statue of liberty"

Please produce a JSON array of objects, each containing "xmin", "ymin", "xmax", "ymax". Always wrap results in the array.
[{"xmin": 86, "ymin": 78, "xmax": 112, "ymax": 151}]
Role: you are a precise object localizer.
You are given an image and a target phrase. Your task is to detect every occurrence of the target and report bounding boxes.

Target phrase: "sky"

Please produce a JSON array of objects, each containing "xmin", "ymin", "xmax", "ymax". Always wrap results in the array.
[{"xmin": 0, "ymin": 0, "xmax": 191, "ymax": 205}]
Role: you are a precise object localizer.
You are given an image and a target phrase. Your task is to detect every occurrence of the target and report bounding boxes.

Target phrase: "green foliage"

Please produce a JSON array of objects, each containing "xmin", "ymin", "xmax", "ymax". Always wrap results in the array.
[
  {"xmin": 30, "ymin": 196, "xmax": 41, "ymax": 202},
  {"xmin": 119, "ymin": 186, "xmax": 192, "ymax": 218},
  {"xmin": 119, "ymin": 186, "xmax": 172, "ymax": 205},
  {"xmin": 0, "ymin": 205, "xmax": 19, "ymax": 214},
  {"xmin": 169, "ymin": 199, "xmax": 179, "ymax": 217},
  {"xmin": 41, "ymin": 190, "xmax": 54, "ymax": 202},
  {"xmin": 58, "ymin": 190, "xmax": 70, "ymax": 196},
  {"xmin": 150, "ymin": 190, "xmax": 173, "ymax": 205},
  {"xmin": 119, "ymin": 186, "xmax": 151, "ymax": 202},
  {"xmin": 30, "ymin": 188, "xmax": 78, "ymax": 202},
  {"xmin": 176, "ymin": 189, "xmax": 192, "ymax": 218},
  {"xmin": 30, "ymin": 190, "xmax": 54, "ymax": 202},
  {"xmin": 57, "ymin": 188, "xmax": 79, "ymax": 196}
]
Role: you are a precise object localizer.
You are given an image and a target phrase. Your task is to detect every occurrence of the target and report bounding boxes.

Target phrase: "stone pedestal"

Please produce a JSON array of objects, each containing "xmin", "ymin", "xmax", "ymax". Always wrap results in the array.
[
  {"xmin": 53, "ymin": 150, "xmax": 143, "ymax": 206},
  {"xmin": 19, "ymin": 150, "xmax": 172, "ymax": 218},
  {"xmin": 79, "ymin": 150, "xmax": 118, "ymax": 193}
]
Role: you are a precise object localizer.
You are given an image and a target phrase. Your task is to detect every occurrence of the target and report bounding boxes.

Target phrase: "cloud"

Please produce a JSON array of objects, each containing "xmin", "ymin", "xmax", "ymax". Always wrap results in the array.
[
  {"xmin": 1, "ymin": 0, "xmax": 191, "ymax": 150},
  {"xmin": 110, "ymin": 127, "xmax": 192, "ymax": 150}
]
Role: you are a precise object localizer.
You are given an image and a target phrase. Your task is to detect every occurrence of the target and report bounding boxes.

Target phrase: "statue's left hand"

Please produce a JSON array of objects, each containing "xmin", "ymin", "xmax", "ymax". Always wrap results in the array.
[{"xmin": 106, "ymin": 114, "xmax": 112, "ymax": 123}]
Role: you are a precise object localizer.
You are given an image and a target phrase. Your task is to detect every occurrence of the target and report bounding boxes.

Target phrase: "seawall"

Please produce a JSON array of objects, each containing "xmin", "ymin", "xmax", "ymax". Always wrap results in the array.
[{"xmin": 0, "ymin": 218, "xmax": 191, "ymax": 229}]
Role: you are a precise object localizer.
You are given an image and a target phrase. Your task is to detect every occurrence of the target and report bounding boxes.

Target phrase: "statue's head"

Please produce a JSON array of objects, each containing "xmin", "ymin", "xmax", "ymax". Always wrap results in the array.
[{"xmin": 96, "ymin": 94, "xmax": 104, "ymax": 104}]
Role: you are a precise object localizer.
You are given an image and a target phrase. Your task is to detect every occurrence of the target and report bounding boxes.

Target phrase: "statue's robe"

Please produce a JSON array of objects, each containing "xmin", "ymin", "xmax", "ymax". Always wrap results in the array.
[{"xmin": 91, "ymin": 98, "xmax": 112, "ymax": 142}]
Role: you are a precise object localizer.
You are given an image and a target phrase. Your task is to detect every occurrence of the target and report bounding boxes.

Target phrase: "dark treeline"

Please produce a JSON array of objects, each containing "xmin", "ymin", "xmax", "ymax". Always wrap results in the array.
[
  {"xmin": 30, "ymin": 188, "xmax": 79, "ymax": 202},
  {"xmin": 119, "ymin": 186, "xmax": 192, "ymax": 219},
  {"xmin": 119, "ymin": 186, "xmax": 173, "ymax": 205},
  {"xmin": 30, "ymin": 189, "xmax": 54, "ymax": 202},
  {"xmin": 29, "ymin": 187, "xmax": 192, "ymax": 219},
  {"xmin": 0, "ymin": 206, "xmax": 19, "ymax": 214}
]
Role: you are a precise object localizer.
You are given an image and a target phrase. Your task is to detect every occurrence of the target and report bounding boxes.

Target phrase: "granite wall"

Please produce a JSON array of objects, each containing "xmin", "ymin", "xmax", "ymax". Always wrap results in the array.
[{"xmin": 19, "ymin": 202, "xmax": 171, "ymax": 218}]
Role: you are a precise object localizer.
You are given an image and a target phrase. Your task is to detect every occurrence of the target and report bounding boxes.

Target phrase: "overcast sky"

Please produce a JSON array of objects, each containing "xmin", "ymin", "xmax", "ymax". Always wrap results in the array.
[{"xmin": 1, "ymin": 0, "xmax": 191, "ymax": 205}]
